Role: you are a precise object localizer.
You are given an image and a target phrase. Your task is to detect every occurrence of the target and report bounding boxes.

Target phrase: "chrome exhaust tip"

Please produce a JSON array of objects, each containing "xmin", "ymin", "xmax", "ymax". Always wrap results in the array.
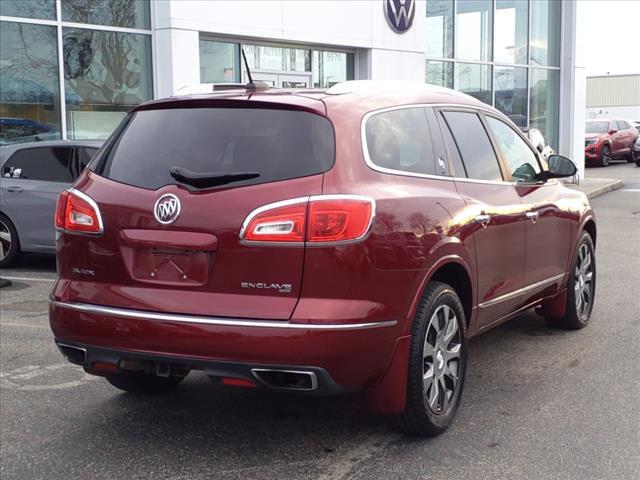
[
  {"xmin": 56, "ymin": 342, "xmax": 87, "ymax": 365},
  {"xmin": 251, "ymin": 368, "xmax": 318, "ymax": 391}
]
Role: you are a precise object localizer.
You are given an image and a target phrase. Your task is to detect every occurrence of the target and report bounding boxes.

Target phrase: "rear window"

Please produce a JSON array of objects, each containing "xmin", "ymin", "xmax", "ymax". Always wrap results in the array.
[{"xmin": 91, "ymin": 107, "xmax": 335, "ymax": 190}]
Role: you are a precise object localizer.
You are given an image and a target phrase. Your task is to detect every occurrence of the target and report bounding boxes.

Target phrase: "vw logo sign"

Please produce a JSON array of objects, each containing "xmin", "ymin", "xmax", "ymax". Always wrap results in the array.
[
  {"xmin": 384, "ymin": 0, "xmax": 415, "ymax": 33},
  {"xmin": 154, "ymin": 194, "xmax": 181, "ymax": 225}
]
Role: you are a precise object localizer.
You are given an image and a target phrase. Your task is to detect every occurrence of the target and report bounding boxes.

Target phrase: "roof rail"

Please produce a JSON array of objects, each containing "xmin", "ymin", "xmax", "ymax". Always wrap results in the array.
[
  {"xmin": 325, "ymin": 80, "xmax": 473, "ymax": 99},
  {"xmin": 173, "ymin": 82, "xmax": 272, "ymax": 96}
]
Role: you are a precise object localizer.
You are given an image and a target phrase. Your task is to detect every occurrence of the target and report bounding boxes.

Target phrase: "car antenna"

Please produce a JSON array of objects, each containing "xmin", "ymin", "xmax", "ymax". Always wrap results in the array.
[
  {"xmin": 241, "ymin": 48, "xmax": 268, "ymax": 92},
  {"xmin": 241, "ymin": 48, "xmax": 254, "ymax": 86}
]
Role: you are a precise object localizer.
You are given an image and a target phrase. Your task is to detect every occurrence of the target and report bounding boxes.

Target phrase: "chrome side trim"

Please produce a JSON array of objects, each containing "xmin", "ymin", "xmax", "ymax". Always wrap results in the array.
[
  {"xmin": 49, "ymin": 300, "xmax": 397, "ymax": 331},
  {"xmin": 478, "ymin": 273, "xmax": 565, "ymax": 309}
]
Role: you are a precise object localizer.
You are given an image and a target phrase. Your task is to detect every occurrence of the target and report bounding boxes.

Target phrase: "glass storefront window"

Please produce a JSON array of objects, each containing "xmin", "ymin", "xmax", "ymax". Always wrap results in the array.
[
  {"xmin": 0, "ymin": 0, "xmax": 55, "ymax": 20},
  {"xmin": 63, "ymin": 28, "xmax": 152, "ymax": 139},
  {"xmin": 0, "ymin": 22, "xmax": 61, "ymax": 144},
  {"xmin": 530, "ymin": 68, "xmax": 559, "ymax": 148},
  {"xmin": 244, "ymin": 44, "xmax": 311, "ymax": 72},
  {"xmin": 530, "ymin": 0, "xmax": 561, "ymax": 67},
  {"xmin": 494, "ymin": 66, "xmax": 527, "ymax": 128},
  {"xmin": 425, "ymin": 0, "xmax": 453, "ymax": 59},
  {"xmin": 312, "ymin": 51, "xmax": 353, "ymax": 88},
  {"xmin": 61, "ymin": 0, "xmax": 150, "ymax": 30},
  {"xmin": 200, "ymin": 39, "xmax": 239, "ymax": 83},
  {"xmin": 456, "ymin": 0, "xmax": 492, "ymax": 62},
  {"xmin": 495, "ymin": 0, "xmax": 528, "ymax": 65},
  {"xmin": 425, "ymin": 60, "xmax": 453, "ymax": 88},
  {"xmin": 456, "ymin": 63, "xmax": 492, "ymax": 105}
]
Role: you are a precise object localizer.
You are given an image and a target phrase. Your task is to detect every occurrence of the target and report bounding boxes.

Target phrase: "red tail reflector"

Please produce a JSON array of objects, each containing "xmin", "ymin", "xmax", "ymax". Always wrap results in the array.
[
  {"xmin": 90, "ymin": 361, "xmax": 119, "ymax": 373},
  {"xmin": 240, "ymin": 195, "xmax": 374, "ymax": 245},
  {"xmin": 55, "ymin": 189, "xmax": 103, "ymax": 234},
  {"xmin": 220, "ymin": 377, "xmax": 257, "ymax": 388}
]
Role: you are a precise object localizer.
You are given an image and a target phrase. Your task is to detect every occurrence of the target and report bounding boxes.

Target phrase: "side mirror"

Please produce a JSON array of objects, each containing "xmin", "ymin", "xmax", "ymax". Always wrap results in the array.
[
  {"xmin": 608, "ymin": 129, "xmax": 618, "ymax": 135},
  {"xmin": 540, "ymin": 154, "xmax": 577, "ymax": 180}
]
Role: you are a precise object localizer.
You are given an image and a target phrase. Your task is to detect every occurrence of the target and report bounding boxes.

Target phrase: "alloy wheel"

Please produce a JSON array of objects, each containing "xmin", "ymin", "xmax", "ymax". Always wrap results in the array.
[
  {"xmin": 0, "ymin": 219, "xmax": 11, "ymax": 262},
  {"xmin": 423, "ymin": 305, "xmax": 462, "ymax": 414},
  {"xmin": 601, "ymin": 146, "xmax": 611, "ymax": 166},
  {"xmin": 574, "ymin": 243, "xmax": 594, "ymax": 317}
]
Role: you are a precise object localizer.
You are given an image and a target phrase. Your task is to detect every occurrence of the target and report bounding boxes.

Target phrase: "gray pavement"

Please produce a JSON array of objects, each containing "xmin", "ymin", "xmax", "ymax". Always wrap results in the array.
[{"xmin": 1, "ymin": 163, "xmax": 639, "ymax": 480}]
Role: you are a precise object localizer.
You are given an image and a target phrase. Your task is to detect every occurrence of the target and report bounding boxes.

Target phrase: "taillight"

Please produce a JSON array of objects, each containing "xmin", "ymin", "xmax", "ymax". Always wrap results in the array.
[
  {"xmin": 240, "ymin": 195, "xmax": 375, "ymax": 245},
  {"xmin": 241, "ymin": 198, "xmax": 307, "ymax": 244},
  {"xmin": 55, "ymin": 189, "xmax": 103, "ymax": 235}
]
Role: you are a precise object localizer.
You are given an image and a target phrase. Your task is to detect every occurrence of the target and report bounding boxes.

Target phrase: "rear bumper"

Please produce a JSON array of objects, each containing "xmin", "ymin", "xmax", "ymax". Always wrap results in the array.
[{"xmin": 49, "ymin": 300, "xmax": 401, "ymax": 390}]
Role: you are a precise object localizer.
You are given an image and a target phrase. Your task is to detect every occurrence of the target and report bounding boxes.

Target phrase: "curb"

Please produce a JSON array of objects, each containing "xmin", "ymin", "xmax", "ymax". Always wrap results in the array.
[{"xmin": 582, "ymin": 179, "xmax": 624, "ymax": 199}]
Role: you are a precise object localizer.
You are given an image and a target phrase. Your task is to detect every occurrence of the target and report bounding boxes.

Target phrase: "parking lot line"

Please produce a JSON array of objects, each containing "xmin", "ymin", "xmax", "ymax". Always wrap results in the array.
[
  {"xmin": 0, "ymin": 276, "xmax": 56, "ymax": 283},
  {"xmin": 0, "ymin": 322, "xmax": 49, "ymax": 329}
]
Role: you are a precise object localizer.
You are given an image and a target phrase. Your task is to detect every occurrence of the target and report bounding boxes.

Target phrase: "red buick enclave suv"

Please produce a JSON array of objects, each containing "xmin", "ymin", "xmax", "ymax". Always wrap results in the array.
[{"xmin": 50, "ymin": 81, "xmax": 596, "ymax": 436}]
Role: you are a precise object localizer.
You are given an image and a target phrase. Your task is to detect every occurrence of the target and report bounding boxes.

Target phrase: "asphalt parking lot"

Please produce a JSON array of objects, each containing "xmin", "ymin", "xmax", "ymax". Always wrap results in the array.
[{"xmin": 1, "ymin": 163, "xmax": 639, "ymax": 480}]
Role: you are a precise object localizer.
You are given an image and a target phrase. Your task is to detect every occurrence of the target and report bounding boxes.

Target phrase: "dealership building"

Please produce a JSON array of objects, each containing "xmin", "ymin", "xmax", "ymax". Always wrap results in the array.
[{"xmin": 0, "ymin": 0, "xmax": 586, "ymax": 172}]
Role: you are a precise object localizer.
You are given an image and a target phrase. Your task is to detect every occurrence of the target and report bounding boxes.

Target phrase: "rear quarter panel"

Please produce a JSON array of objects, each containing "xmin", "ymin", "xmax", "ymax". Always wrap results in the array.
[{"xmin": 300, "ymin": 100, "xmax": 476, "ymax": 336}]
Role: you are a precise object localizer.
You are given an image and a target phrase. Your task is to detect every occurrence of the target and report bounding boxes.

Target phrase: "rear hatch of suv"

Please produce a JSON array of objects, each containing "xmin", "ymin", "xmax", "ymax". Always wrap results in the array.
[{"xmin": 54, "ymin": 97, "xmax": 334, "ymax": 320}]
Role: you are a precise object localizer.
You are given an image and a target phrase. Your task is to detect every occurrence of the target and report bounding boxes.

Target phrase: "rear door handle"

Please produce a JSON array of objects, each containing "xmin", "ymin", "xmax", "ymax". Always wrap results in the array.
[
  {"xmin": 525, "ymin": 211, "xmax": 539, "ymax": 222},
  {"xmin": 475, "ymin": 214, "xmax": 491, "ymax": 227},
  {"xmin": 7, "ymin": 186, "xmax": 23, "ymax": 193}
]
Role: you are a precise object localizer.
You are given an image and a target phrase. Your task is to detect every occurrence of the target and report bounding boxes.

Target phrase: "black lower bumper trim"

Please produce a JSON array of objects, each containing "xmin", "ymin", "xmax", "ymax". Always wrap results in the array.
[{"xmin": 54, "ymin": 340, "xmax": 357, "ymax": 396}]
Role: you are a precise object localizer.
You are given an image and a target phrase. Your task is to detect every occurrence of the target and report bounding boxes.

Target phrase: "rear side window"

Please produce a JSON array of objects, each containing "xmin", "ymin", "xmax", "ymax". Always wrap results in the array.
[
  {"xmin": 2, "ymin": 147, "xmax": 74, "ymax": 182},
  {"xmin": 92, "ymin": 108, "xmax": 335, "ymax": 190},
  {"xmin": 365, "ymin": 107, "xmax": 441, "ymax": 176},
  {"xmin": 616, "ymin": 120, "xmax": 629, "ymax": 131},
  {"xmin": 441, "ymin": 111, "xmax": 503, "ymax": 182}
]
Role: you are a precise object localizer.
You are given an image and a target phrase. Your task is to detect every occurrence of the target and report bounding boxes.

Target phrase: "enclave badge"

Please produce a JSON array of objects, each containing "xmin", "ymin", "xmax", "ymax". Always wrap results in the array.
[{"xmin": 154, "ymin": 194, "xmax": 181, "ymax": 225}]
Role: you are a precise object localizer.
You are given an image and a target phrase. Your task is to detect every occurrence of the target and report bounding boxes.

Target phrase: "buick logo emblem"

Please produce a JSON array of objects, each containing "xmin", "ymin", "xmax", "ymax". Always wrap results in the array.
[
  {"xmin": 154, "ymin": 194, "xmax": 181, "ymax": 225},
  {"xmin": 384, "ymin": 0, "xmax": 415, "ymax": 33}
]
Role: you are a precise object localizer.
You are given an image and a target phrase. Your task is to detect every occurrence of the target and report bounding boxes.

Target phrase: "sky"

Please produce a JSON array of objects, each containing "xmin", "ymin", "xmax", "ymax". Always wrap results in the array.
[{"xmin": 576, "ymin": 0, "xmax": 640, "ymax": 76}]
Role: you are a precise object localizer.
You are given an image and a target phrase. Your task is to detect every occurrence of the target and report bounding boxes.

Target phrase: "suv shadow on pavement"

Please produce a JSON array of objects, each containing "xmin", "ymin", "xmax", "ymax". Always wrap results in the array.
[{"xmin": 46, "ymin": 311, "xmax": 569, "ymax": 477}]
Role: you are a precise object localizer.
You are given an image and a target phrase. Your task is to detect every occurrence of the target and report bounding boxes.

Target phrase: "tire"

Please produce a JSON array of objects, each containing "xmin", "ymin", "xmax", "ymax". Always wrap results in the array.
[
  {"xmin": 389, "ymin": 281, "xmax": 468, "ymax": 436},
  {"xmin": 0, "ymin": 213, "xmax": 20, "ymax": 268},
  {"xmin": 106, "ymin": 372, "xmax": 185, "ymax": 394},
  {"xmin": 599, "ymin": 145, "xmax": 610, "ymax": 167},
  {"xmin": 545, "ymin": 232, "xmax": 596, "ymax": 330}
]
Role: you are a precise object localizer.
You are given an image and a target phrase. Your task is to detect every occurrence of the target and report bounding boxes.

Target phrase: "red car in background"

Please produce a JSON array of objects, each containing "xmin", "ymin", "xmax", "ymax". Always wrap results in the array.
[{"xmin": 585, "ymin": 118, "xmax": 638, "ymax": 167}]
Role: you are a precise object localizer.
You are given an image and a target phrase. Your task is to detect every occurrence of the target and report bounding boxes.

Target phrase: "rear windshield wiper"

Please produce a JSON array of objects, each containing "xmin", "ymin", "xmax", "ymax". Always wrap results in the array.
[{"xmin": 169, "ymin": 167, "xmax": 260, "ymax": 188}]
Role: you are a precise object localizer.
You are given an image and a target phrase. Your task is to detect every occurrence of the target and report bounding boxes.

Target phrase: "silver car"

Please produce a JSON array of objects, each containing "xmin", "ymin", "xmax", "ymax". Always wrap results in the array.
[{"xmin": 0, "ymin": 140, "xmax": 102, "ymax": 267}]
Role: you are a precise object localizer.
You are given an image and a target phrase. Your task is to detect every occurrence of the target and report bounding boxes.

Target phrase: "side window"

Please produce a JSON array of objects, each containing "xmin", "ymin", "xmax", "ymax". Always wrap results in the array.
[
  {"xmin": 616, "ymin": 120, "xmax": 629, "ymax": 131},
  {"xmin": 486, "ymin": 116, "xmax": 541, "ymax": 183},
  {"xmin": 2, "ymin": 147, "xmax": 74, "ymax": 182},
  {"xmin": 438, "ymin": 113, "xmax": 467, "ymax": 177},
  {"xmin": 441, "ymin": 111, "xmax": 503, "ymax": 182},
  {"xmin": 365, "ymin": 107, "xmax": 443, "ymax": 176}
]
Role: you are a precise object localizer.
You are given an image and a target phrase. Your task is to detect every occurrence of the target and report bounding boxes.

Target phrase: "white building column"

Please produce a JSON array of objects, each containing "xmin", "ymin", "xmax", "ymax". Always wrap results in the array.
[
  {"xmin": 154, "ymin": 28, "xmax": 200, "ymax": 98},
  {"xmin": 559, "ymin": 0, "xmax": 586, "ymax": 178}
]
